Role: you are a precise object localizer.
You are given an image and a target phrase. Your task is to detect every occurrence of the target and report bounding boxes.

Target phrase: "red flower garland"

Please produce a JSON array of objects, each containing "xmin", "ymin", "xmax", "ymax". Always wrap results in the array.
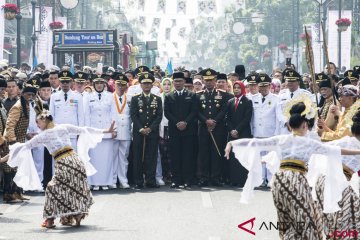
[
  {"xmin": 335, "ymin": 18, "xmax": 352, "ymax": 26},
  {"xmin": 1, "ymin": 3, "xmax": 19, "ymax": 13},
  {"xmin": 49, "ymin": 21, "xmax": 64, "ymax": 29}
]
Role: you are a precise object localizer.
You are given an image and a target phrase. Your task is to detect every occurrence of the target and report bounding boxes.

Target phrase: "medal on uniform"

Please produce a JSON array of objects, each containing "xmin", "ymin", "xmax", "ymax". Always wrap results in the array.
[
  {"xmin": 202, "ymin": 104, "xmax": 206, "ymax": 109},
  {"xmin": 200, "ymin": 95, "xmax": 205, "ymax": 100},
  {"xmin": 139, "ymin": 109, "xmax": 143, "ymax": 113}
]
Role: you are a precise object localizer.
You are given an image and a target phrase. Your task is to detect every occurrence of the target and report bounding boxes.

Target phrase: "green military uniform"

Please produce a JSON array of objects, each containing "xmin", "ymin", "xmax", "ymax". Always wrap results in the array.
[
  {"xmin": 196, "ymin": 69, "xmax": 228, "ymax": 186},
  {"xmin": 130, "ymin": 72, "xmax": 162, "ymax": 189}
]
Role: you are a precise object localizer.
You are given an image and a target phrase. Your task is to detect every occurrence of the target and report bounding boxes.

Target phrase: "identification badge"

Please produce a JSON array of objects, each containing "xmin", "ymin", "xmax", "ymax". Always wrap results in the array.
[
  {"xmin": 70, "ymin": 99, "xmax": 78, "ymax": 104},
  {"xmin": 90, "ymin": 100, "xmax": 95, "ymax": 102},
  {"xmin": 55, "ymin": 99, "xmax": 60, "ymax": 102}
]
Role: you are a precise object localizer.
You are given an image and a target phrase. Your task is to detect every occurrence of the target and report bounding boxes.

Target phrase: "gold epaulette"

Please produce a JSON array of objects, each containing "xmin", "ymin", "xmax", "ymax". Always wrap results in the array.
[
  {"xmin": 196, "ymin": 90, "xmax": 204, "ymax": 94},
  {"xmin": 216, "ymin": 89, "xmax": 226, "ymax": 93},
  {"xmin": 134, "ymin": 93, "xmax": 141, "ymax": 96}
]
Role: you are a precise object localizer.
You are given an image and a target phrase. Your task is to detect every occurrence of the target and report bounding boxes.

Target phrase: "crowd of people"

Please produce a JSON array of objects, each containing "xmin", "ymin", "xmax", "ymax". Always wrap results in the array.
[{"xmin": 0, "ymin": 59, "xmax": 359, "ymax": 237}]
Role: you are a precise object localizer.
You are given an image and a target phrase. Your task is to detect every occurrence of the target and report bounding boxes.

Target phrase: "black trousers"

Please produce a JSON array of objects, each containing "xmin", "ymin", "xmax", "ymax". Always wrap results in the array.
[
  {"xmin": 169, "ymin": 135, "xmax": 195, "ymax": 185},
  {"xmin": 198, "ymin": 133, "xmax": 224, "ymax": 182},
  {"xmin": 229, "ymin": 151, "xmax": 248, "ymax": 187},
  {"xmin": 132, "ymin": 134, "xmax": 159, "ymax": 185}
]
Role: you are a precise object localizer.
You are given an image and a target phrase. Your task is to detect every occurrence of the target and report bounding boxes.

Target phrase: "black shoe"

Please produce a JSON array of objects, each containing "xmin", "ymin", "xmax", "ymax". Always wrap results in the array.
[
  {"xmin": 146, "ymin": 183, "xmax": 160, "ymax": 188},
  {"xmin": 260, "ymin": 180, "xmax": 269, "ymax": 188},
  {"xmin": 134, "ymin": 184, "xmax": 143, "ymax": 190},
  {"xmin": 197, "ymin": 180, "xmax": 208, "ymax": 187},
  {"xmin": 170, "ymin": 183, "xmax": 179, "ymax": 188},
  {"xmin": 211, "ymin": 180, "xmax": 224, "ymax": 187},
  {"xmin": 184, "ymin": 183, "xmax": 191, "ymax": 189}
]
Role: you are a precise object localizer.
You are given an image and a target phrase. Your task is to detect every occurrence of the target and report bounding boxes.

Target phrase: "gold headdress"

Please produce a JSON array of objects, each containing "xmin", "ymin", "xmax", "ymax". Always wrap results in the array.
[{"xmin": 283, "ymin": 93, "xmax": 317, "ymax": 120}]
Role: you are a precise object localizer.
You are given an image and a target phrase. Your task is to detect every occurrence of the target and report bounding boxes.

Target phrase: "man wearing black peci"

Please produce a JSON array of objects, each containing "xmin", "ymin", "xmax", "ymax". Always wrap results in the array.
[
  {"xmin": 164, "ymin": 72, "xmax": 198, "ymax": 189},
  {"xmin": 196, "ymin": 68, "xmax": 228, "ymax": 187},
  {"xmin": 130, "ymin": 72, "xmax": 163, "ymax": 189}
]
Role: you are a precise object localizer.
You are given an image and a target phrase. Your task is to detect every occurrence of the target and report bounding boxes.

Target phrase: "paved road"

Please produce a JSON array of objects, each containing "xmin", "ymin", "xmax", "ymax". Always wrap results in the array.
[{"xmin": 0, "ymin": 187, "xmax": 279, "ymax": 240}]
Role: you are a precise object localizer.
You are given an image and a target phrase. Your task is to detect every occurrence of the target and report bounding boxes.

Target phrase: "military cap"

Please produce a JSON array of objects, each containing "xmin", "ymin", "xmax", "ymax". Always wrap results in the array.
[
  {"xmin": 245, "ymin": 73, "xmax": 258, "ymax": 85},
  {"xmin": 185, "ymin": 77, "xmax": 193, "ymax": 84},
  {"xmin": 235, "ymin": 65, "xmax": 246, "ymax": 80},
  {"xmin": 200, "ymin": 68, "xmax": 217, "ymax": 80},
  {"xmin": 343, "ymin": 70, "xmax": 359, "ymax": 81},
  {"xmin": 172, "ymin": 72, "xmax": 185, "ymax": 79},
  {"xmin": 337, "ymin": 77, "xmax": 352, "ymax": 87},
  {"xmin": 217, "ymin": 73, "xmax": 228, "ymax": 81},
  {"xmin": 138, "ymin": 72, "xmax": 155, "ymax": 83},
  {"xmin": 58, "ymin": 70, "xmax": 73, "ymax": 80},
  {"xmin": 283, "ymin": 69, "xmax": 301, "ymax": 81},
  {"xmin": 74, "ymin": 71, "xmax": 89, "ymax": 83},
  {"xmin": 93, "ymin": 74, "xmax": 106, "ymax": 83},
  {"xmin": 22, "ymin": 78, "xmax": 40, "ymax": 94},
  {"xmin": 114, "ymin": 73, "xmax": 129, "ymax": 85},
  {"xmin": 256, "ymin": 73, "xmax": 271, "ymax": 86},
  {"xmin": 134, "ymin": 66, "xmax": 151, "ymax": 76},
  {"xmin": 27, "ymin": 78, "xmax": 41, "ymax": 88},
  {"xmin": 39, "ymin": 81, "xmax": 51, "ymax": 88},
  {"xmin": 315, "ymin": 73, "xmax": 329, "ymax": 83},
  {"xmin": 0, "ymin": 79, "xmax": 7, "ymax": 88}
]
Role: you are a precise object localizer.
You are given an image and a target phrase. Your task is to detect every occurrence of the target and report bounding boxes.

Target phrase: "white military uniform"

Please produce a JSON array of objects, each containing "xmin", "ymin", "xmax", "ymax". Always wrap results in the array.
[
  {"xmin": 251, "ymin": 93, "xmax": 279, "ymax": 184},
  {"xmin": 49, "ymin": 89, "xmax": 84, "ymax": 150},
  {"xmin": 112, "ymin": 92, "xmax": 132, "ymax": 186},
  {"xmin": 84, "ymin": 90, "xmax": 115, "ymax": 186},
  {"xmin": 276, "ymin": 87, "xmax": 312, "ymax": 135}
]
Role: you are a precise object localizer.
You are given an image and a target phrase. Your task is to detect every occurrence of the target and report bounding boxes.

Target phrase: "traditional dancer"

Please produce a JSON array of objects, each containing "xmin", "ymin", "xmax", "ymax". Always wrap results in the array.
[
  {"xmin": 4, "ymin": 104, "xmax": 115, "ymax": 228},
  {"xmin": 315, "ymin": 110, "xmax": 360, "ymax": 239},
  {"xmin": 224, "ymin": 96, "xmax": 360, "ymax": 239}
]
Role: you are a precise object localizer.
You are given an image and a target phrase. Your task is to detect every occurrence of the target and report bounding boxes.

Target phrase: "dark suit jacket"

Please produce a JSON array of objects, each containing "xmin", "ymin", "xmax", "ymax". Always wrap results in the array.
[
  {"xmin": 130, "ymin": 93, "xmax": 163, "ymax": 139},
  {"xmin": 225, "ymin": 96, "xmax": 253, "ymax": 139},
  {"xmin": 164, "ymin": 90, "xmax": 198, "ymax": 137}
]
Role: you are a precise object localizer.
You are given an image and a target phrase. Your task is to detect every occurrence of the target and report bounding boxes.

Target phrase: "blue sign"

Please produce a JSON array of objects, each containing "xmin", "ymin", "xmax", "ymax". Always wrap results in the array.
[{"xmin": 54, "ymin": 32, "xmax": 114, "ymax": 45}]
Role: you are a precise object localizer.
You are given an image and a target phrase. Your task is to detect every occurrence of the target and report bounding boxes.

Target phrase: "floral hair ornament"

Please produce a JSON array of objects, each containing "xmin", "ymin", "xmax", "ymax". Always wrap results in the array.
[
  {"xmin": 283, "ymin": 93, "xmax": 317, "ymax": 121},
  {"xmin": 36, "ymin": 109, "xmax": 51, "ymax": 120}
]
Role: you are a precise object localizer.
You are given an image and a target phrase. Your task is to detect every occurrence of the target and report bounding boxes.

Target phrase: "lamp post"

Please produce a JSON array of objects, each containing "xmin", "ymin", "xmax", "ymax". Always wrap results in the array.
[
  {"xmin": 16, "ymin": 0, "xmax": 22, "ymax": 67},
  {"xmin": 338, "ymin": 0, "xmax": 342, "ymax": 69},
  {"xmin": 31, "ymin": 0, "xmax": 37, "ymax": 67}
]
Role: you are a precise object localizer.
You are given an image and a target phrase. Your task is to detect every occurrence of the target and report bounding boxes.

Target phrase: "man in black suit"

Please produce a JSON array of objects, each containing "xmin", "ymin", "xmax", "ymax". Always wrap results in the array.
[
  {"xmin": 196, "ymin": 68, "xmax": 228, "ymax": 187},
  {"xmin": 130, "ymin": 72, "xmax": 162, "ymax": 189},
  {"xmin": 164, "ymin": 72, "xmax": 198, "ymax": 189},
  {"xmin": 225, "ymin": 81, "xmax": 253, "ymax": 186}
]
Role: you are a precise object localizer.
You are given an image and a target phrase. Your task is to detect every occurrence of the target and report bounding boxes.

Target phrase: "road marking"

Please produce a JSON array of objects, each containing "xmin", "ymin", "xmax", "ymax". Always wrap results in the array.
[{"xmin": 201, "ymin": 192, "xmax": 213, "ymax": 208}]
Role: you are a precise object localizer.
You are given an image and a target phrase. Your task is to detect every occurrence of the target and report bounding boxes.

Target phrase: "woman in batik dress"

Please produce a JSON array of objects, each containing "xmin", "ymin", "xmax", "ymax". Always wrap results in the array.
[
  {"xmin": 315, "ymin": 110, "xmax": 360, "ymax": 239},
  {"xmin": 4, "ymin": 104, "xmax": 116, "ymax": 228},
  {"xmin": 225, "ymin": 99, "xmax": 360, "ymax": 240}
]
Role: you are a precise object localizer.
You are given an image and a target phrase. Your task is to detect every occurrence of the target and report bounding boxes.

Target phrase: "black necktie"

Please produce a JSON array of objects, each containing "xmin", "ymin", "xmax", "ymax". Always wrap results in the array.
[
  {"xmin": 290, "ymin": 92, "xmax": 294, "ymax": 98},
  {"xmin": 31, "ymin": 101, "xmax": 34, "ymax": 107},
  {"xmin": 64, "ymin": 93, "xmax": 67, "ymax": 101},
  {"xmin": 262, "ymin": 97, "xmax": 265, "ymax": 103},
  {"xmin": 52, "ymin": 89, "xmax": 56, "ymax": 93},
  {"xmin": 98, "ymin": 93, "xmax": 101, "ymax": 100},
  {"xmin": 119, "ymin": 97, "xmax": 122, "ymax": 103}
]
